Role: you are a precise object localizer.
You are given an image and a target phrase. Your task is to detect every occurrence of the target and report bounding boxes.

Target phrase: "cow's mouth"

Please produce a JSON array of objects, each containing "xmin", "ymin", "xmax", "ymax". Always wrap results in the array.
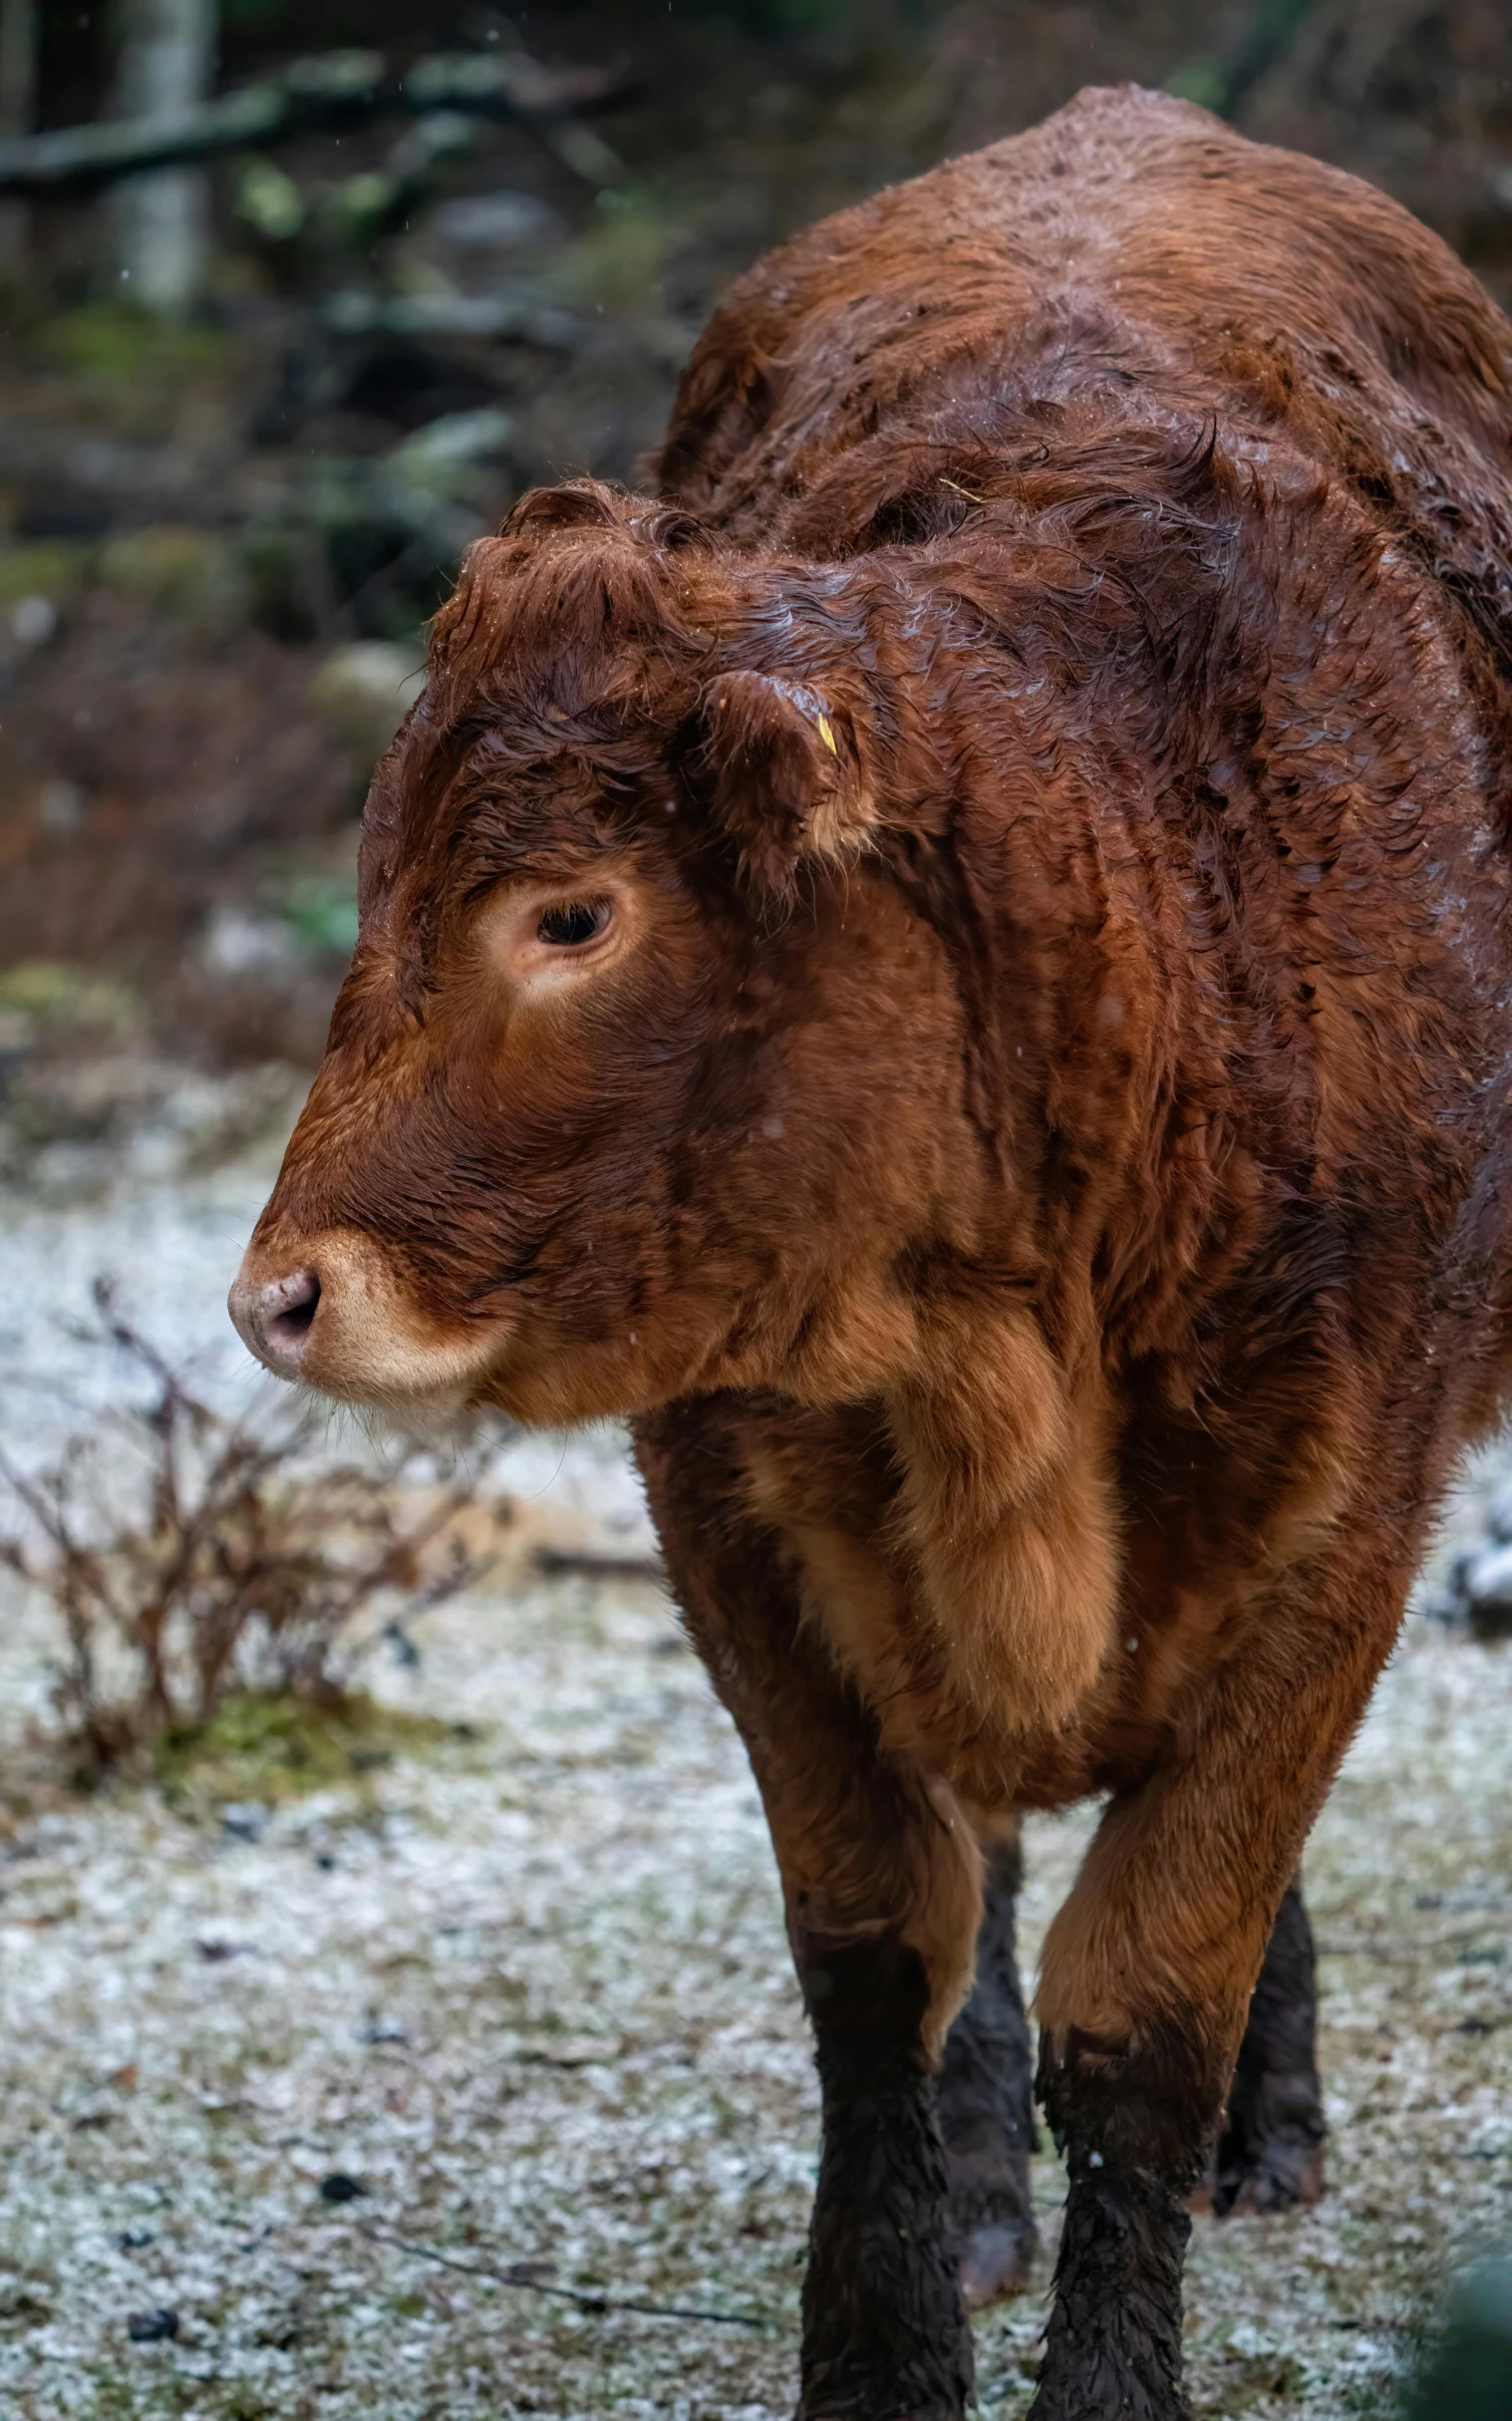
[{"xmin": 228, "ymin": 1226, "xmax": 500, "ymax": 1409}]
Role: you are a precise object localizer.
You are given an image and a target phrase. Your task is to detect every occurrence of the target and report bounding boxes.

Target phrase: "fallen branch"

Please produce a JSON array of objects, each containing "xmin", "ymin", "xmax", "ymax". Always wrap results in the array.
[
  {"xmin": 1315, "ymin": 1929, "xmax": 1511, "ymax": 1960},
  {"xmin": 358, "ymin": 2219, "xmax": 771, "ymax": 2330},
  {"xmin": 0, "ymin": 82, "xmax": 286, "ymax": 187},
  {"xmin": 405, "ymin": 53, "xmax": 623, "ymax": 184},
  {"xmin": 0, "ymin": 45, "xmax": 625, "ymax": 193},
  {"xmin": 320, "ymin": 289, "xmax": 580, "ymax": 347},
  {"xmin": 532, "ymin": 1543, "xmax": 664, "ymax": 1583}
]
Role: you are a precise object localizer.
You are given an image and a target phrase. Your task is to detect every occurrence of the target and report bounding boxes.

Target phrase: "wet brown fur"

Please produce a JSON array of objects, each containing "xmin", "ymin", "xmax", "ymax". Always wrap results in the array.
[{"xmin": 242, "ymin": 87, "xmax": 1512, "ymax": 2416}]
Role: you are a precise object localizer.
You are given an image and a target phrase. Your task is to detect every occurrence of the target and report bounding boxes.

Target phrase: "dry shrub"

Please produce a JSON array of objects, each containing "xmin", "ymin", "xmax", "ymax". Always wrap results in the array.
[{"xmin": 0, "ymin": 1282, "xmax": 502, "ymax": 1779}]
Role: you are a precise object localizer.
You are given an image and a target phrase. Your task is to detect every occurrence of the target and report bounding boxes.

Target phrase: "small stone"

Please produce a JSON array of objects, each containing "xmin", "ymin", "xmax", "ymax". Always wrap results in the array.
[
  {"xmin": 127, "ymin": 2307, "xmax": 179, "ymax": 2342},
  {"xmin": 318, "ymin": 2171, "xmax": 367, "ymax": 2204},
  {"xmin": 357, "ymin": 2011, "xmax": 408, "ymax": 2044},
  {"xmin": 11, "ymin": 595, "xmax": 58, "ymax": 650},
  {"xmin": 382, "ymin": 1618, "xmax": 422, "ymax": 1670},
  {"xmin": 199, "ymin": 906, "xmax": 300, "ymax": 980},
  {"xmin": 1463, "ymin": 1545, "xmax": 1512, "ymax": 1641},
  {"xmin": 433, "ymin": 189, "xmax": 557, "ymax": 248},
  {"xmin": 218, "ymin": 1802, "xmax": 268, "ymax": 1843}
]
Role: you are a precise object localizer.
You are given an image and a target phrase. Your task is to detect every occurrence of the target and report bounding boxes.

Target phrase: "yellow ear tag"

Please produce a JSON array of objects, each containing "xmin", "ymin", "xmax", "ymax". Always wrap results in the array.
[{"xmin": 816, "ymin": 713, "xmax": 838, "ymax": 756}]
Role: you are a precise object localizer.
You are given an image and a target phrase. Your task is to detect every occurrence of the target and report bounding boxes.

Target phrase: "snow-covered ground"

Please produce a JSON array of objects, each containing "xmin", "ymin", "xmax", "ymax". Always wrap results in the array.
[{"xmin": 0, "ymin": 1097, "xmax": 1508, "ymax": 2418}]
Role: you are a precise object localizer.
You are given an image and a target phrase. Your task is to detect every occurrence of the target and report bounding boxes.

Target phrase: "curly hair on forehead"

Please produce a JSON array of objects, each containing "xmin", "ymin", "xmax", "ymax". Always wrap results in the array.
[{"xmin": 425, "ymin": 479, "xmax": 727, "ymax": 734}]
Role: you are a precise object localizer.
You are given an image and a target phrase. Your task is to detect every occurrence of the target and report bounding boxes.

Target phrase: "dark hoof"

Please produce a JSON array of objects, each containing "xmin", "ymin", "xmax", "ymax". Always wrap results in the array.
[
  {"xmin": 1205, "ymin": 2065, "xmax": 1329, "ymax": 2218},
  {"xmin": 1216, "ymin": 2136, "xmax": 1326, "ymax": 2216},
  {"xmin": 1027, "ymin": 2388, "xmax": 1192, "ymax": 2421},
  {"xmin": 797, "ymin": 2408, "xmax": 966, "ymax": 2421},
  {"xmin": 958, "ymin": 2215, "xmax": 1036, "ymax": 2306}
]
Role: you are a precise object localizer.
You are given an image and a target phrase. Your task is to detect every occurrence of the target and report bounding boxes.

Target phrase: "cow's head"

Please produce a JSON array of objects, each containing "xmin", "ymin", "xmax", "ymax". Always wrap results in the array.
[{"xmin": 229, "ymin": 480, "xmax": 964, "ymax": 1426}]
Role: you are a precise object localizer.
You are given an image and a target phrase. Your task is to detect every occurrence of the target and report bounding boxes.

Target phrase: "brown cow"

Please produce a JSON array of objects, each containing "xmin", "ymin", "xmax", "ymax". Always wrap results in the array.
[{"xmin": 230, "ymin": 85, "xmax": 1512, "ymax": 2420}]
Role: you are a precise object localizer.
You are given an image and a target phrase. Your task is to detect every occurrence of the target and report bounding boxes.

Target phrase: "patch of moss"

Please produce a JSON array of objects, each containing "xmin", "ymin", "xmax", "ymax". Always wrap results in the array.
[
  {"xmin": 98, "ymin": 525, "xmax": 247, "ymax": 631},
  {"xmin": 205, "ymin": 2386, "xmax": 282, "ymax": 2421},
  {"xmin": 82, "ymin": 2377, "xmax": 138, "ymax": 2421},
  {"xmin": 553, "ymin": 188, "xmax": 676, "ymax": 316},
  {"xmin": 0, "ymin": 538, "xmax": 95, "ymax": 606},
  {"xmin": 154, "ymin": 1688, "xmax": 465, "ymax": 1806},
  {"xmin": 36, "ymin": 303, "xmax": 231, "ymax": 389},
  {"xmin": 0, "ymin": 959, "xmax": 138, "ymax": 1033},
  {"xmin": 83, "ymin": 2370, "xmax": 235, "ymax": 2421}
]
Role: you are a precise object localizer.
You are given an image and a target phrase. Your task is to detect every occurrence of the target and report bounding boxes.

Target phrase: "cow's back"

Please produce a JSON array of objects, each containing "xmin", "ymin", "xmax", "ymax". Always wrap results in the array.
[{"xmin": 658, "ymin": 85, "xmax": 1512, "ymax": 692}]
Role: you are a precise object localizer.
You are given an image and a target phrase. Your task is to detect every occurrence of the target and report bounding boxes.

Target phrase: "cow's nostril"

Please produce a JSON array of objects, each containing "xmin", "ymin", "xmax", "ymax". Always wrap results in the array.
[
  {"xmin": 230, "ymin": 1263, "xmax": 325, "ymax": 1376},
  {"xmin": 270, "ymin": 1268, "xmax": 319, "ymax": 1346},
  {"xmin": 266, "ymin": 1269, "xmax": 321, "ymax": 1351}
]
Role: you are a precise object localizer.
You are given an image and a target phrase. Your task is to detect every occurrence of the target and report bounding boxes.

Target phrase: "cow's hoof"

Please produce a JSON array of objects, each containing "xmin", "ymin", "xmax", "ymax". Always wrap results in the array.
[
  {"xmin": 958, "ymin": 2216, "xmax": 1036, "ymax": 2306},
  {"xmin": 1215, "ymin": 2136, "xmax": 1326, "ymax": 2216},
  {"xmin": 796, "ymin": 2408, "xmax": 967, "ymax": 2420},
  {"xmin": 1028, "ymin": 2379, "xmax": 1194, "ymax": 2421}
]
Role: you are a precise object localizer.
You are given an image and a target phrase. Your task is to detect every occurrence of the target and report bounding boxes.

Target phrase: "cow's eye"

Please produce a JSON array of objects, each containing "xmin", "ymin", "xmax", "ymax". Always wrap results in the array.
[{"xmin": 536, "ymin": 900, "xmax": 610, "ymax": 948}]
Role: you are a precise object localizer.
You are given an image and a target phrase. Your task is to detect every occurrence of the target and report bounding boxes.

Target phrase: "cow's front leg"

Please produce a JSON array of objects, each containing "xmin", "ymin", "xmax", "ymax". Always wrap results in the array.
[
  {"xmin": 635, "ymin": 1404, "xmax": 978, "ymax": 2421},
  {"xmin": 798, "ymin": 1923, "xmax": 976, "ymax": 2420},
  {"xmin": 938, "ymin": 1821, "xmax": 1038, "ymax": 2304},
  {"xmin": 1029, "ymin": 1546, "xmax": 1405, "ymax": 2421}
]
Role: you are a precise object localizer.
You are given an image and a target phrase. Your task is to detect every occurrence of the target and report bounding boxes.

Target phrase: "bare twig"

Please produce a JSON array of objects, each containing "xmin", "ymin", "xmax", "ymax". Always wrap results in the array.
[
  {"xmin": 357, "ymin": 2220, "xmax": 771, "ymax": 2331},
  {"xmin": 0, "ymin": 1283, "xmax": 506, "ymax": 1771}
]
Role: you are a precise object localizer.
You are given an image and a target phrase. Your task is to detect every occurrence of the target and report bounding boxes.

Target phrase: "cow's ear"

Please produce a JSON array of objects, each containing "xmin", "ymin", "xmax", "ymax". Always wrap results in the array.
[{"xmin": 696, "ymin": 671, "xmax": 875, "ymax": 888}]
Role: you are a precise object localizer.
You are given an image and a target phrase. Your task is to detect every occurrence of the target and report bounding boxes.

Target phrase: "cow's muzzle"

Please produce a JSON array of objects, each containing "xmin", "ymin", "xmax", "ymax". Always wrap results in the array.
[{"xmin": 228, "ymin": 1225, "xmax": 497, "ymax": 1408}]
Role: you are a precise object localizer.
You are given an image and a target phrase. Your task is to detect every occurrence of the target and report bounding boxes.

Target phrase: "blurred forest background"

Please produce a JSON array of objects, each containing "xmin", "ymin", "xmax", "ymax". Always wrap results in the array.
[
  {"xmin": 0, "ymin": 9, "xmax": 1511, "ymax": 2419},
  {"xmin": 0, "ymin": 0, "xmax": 1509, "ymax": 1123}
]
